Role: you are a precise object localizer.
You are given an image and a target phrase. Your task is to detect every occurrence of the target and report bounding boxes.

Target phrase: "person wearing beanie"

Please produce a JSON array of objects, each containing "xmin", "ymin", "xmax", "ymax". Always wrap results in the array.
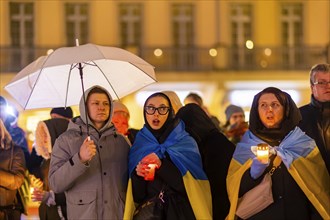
[
  {"xmin": 222, "ymin": 104, "xmax": 248, "ymax": 145},
  {"xmin": 111, "ymin": 101, "xmax": 138, "ymax": 144},
  {"xmin": 50, "ymin": 107, "xmax": 73, "ymax": 120},
  {"xmin": 225, "ymin": 105, "xmax": 244, "ymax": 123}
]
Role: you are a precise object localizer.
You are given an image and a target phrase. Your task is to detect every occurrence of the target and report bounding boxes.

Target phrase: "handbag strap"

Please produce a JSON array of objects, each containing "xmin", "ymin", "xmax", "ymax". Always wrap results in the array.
[
  {"xmin": 9, "ymin": 141, "xmax": 14, "ymax": 170},
  {"xmin": 268, "ymin": 156, "xmax": 282, "ymax": 176}
]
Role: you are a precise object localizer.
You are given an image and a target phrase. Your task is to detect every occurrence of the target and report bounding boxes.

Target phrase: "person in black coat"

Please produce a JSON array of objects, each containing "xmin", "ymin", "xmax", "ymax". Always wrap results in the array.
[
  {"xmin": 30, "ymin": 107, "xmax": 73, "ymax": 220},
  {"xmin": 33, "ymin": 118, "xmax": 70, "ymax": 220},
  {"xmin": 298, "ymin": 63, "xmax": 330, "ymax": 173},
  {"xmin": 176, "ymin": 103, "xmax": 236, "ymax": 220}
]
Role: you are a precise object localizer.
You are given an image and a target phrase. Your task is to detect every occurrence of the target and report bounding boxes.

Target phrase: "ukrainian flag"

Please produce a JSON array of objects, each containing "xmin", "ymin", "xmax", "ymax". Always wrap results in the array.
[
  {"xmin": 226, "ymin": 127, "xmax": 330, "ymax": 220},
  {"xmin": 124, "ymin": 120, "xmax": 212, "ymax": 220}
]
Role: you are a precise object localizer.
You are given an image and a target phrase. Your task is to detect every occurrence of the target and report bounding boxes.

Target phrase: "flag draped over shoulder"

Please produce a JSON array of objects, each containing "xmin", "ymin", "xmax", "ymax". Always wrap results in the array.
[
  {"xmin": 226, "ymin": 127, "xmax": 330, "ymax": 220},
  {"xmin": 124, "ymin": 121, "xmax": 212, "ymax": 220}
]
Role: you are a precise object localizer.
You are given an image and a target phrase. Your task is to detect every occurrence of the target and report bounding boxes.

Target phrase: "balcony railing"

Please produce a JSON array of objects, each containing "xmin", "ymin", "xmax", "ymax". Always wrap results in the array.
[{"xmin": 1, "ymin": 45, "xmax": 328, "ymax": 73}]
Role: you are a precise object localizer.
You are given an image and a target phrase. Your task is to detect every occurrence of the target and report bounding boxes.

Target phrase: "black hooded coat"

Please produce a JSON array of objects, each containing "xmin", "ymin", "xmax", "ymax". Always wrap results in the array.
[{"xmin": 176, "ymin": 103, "xmax": 235, "ymax": 220}]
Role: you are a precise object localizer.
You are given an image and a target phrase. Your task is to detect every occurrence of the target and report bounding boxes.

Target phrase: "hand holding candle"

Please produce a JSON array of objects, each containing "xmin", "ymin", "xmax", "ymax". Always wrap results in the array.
[
  {"xmin": 144, "ymin": 163, "xmax": 158, "ymax": 181},
  {"xmin": 139, "ymin": 153, "xmax": 161, "ymax": 181},
  {"xmin": 256, "ymin": 143, "xmax": 269, "ymax": 164}
]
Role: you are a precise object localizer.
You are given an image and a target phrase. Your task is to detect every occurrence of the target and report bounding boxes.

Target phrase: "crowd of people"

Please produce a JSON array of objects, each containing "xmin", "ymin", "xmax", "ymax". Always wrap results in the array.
[{"xmin": 0, "ymin": 63, "xmax": 329, "ymax": 220}]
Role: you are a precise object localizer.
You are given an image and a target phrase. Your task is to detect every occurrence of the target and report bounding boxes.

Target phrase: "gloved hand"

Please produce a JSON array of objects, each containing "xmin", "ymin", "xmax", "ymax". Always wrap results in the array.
[{"xmin": 250, "ymin": 157, "xmax": 269, "ymax": 179}]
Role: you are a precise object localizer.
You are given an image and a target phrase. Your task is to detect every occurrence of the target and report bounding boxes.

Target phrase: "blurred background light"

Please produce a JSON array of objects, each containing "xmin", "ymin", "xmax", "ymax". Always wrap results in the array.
[
  {"xmin": 209, "ymin": 48, "xmax": 218, "ymax": 57},
  {"xmin": 154, "ymin": 48, "xmax": 163, "ymax": 57},
  {"xmin": 264, "ymin": 48, "xmax": 272, "ymax": 56},
  {"xmin": 246, "ymin": 40, "xmax": 254, "ymax": 49},
  {"xmin": 47, "ymin": 49, "xmax": 54, "ymax": 55}
]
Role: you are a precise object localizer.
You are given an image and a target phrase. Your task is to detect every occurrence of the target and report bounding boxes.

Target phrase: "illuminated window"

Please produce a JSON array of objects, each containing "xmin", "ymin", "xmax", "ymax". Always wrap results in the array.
[
  {"xmin": 10, "ymin": 2, "xmax": 34, "ymax": 47},
  {"xmin": 281, "ymin": 3, "xmax": 303, "ymax": 67},
  {"xmin": 231, "ymin": 3, "xmax": 253, "ymax": 68},
  {"xmin": 172, "ymin": 3, "xmax": 195, "ymax": 70},
  {"xmin": 119, "ymin": 3, "xmax": 142, "ymax": 47},
  {"xmin": 65, "ymin": 3, "xmax": 89, "ymax": 46},
  {"xmin": 9, "ymin": 2, "xmax": 34, "ymax": 69}
]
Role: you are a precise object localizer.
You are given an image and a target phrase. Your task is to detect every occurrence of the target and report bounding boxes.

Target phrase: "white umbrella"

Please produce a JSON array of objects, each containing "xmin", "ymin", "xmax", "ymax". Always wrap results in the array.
[{"xmin": 5, "ymin": 43, "xmax": 156, "ymax": 110}]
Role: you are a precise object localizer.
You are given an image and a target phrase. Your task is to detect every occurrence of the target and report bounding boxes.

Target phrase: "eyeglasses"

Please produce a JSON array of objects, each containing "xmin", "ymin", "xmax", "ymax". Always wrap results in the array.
[
  {"xmin": 144, "ymin": 106, "xmax": 170, "ymax": 115},
  {"xmin": 313, "ymin": 81, "xmax": 330, "ymax": 87}
]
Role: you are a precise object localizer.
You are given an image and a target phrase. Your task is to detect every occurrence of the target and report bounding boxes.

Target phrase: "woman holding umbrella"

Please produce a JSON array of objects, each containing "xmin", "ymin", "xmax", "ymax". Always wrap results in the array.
[{"xmin": 49, "ymin": 86, "xmax": 130, "ymax": 220}]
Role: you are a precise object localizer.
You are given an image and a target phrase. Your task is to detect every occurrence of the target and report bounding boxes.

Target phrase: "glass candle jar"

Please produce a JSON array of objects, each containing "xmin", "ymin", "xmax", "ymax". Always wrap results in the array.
[
  {"xmin": 257, "ymin": 143, "xmax": 269, "ymax": 164},
  {"xmin": 144, "ymin": 163, "xmax": 158, "ymax": 181}
]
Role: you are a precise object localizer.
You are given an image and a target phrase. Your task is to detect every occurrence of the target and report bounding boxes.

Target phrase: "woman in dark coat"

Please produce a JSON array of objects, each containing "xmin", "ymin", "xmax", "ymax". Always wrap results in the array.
[
  {"xmin": 176, "ymin": 103, "xmax": 235, "ymax": 220},
  {"xmin": 0, "ymin": 119, "xmax": 26, "ymax": 220},
  {"xmin": 124, "ymin": 92, "xmax": 212, "ymax": 220},
  {"xmin": 32, "ymin": 117, "xmax": 70, "ymax": 220},
  {"xmin": 226, "ymin": 87, "xmax": 329, "ymax": 220}
]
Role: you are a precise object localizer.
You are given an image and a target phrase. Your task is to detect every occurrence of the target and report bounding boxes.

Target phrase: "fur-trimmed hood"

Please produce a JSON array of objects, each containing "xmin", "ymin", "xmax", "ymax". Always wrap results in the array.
[{"xmin": 34, "ymin": 118, "xmax": 69, "ymax": 159}]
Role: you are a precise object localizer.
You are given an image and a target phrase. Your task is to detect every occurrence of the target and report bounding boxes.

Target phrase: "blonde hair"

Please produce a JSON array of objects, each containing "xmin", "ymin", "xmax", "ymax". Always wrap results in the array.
[{"xmin": 161, "ymin": 91, "xmax": 183, "ymax": 114}]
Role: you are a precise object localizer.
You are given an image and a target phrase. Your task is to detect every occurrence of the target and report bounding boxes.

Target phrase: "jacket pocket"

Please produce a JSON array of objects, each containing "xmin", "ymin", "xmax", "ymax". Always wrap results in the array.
[{"xmin": 66, "ymin": 190, "xmax": 97, "ymax": 219}]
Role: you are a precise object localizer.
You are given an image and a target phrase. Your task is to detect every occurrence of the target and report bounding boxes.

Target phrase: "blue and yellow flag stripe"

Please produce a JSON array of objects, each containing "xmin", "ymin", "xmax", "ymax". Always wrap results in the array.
[{"xmin": 226, "ymin": 128, "xmax": 330, "ymax": 219}]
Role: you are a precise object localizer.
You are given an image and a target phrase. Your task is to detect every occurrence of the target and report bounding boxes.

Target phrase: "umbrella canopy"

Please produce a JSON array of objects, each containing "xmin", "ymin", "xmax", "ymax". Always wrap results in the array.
[{"xmin": 5, "ymin": 43, "xmax": 156, "ymax": 109}]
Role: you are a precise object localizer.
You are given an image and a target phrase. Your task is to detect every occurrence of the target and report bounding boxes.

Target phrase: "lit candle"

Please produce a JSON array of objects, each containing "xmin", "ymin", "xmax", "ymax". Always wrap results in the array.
[
  {"xmin": 144, "ymin": 164, "xmax": 158, "ymax": 181},
  {"xmin": 257, "ymin": 143, "xmax": 269, "ymax": 164}
]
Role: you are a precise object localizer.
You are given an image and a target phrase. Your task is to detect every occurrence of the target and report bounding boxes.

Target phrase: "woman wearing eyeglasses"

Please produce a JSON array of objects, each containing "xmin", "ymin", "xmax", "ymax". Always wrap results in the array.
[
  {"xmin": 124, "ymin": 92, "xmax": 212, "ymax": 220},
  {"xmin": 226, "ymin": 87, "xmax": 329, "ymax": 220}
]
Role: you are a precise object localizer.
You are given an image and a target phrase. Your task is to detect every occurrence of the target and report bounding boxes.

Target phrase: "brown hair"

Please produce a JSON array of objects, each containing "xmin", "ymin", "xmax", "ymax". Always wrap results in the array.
[{"xmin": 87, "ymin": 87, "xmax": 110, "ymax": 103}]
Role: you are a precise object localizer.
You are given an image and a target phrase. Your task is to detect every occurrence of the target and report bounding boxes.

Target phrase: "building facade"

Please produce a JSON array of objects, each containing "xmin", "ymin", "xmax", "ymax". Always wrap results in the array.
[{"xmin": 0, "ymin": 0, "xmax": 329, "ymax": 134}]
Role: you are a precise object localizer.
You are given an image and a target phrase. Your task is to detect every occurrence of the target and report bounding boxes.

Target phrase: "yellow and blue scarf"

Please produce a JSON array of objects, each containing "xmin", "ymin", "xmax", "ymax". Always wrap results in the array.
[
  {"xmin": 226, "ymin": 127, "xmax": 329, "ymax": 219},
  {"xmin": 124, "ymin": 121, "xmax": 212, "ymax": 219}
]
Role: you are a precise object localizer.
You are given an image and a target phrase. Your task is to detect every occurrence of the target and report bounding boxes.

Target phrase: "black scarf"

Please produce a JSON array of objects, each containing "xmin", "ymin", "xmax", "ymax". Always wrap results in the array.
[
  {"xmin": 143, "ymin": 92, "xmax": 178, "ymax": 144},
  {"xmin": 249, "ymin": 87, "xmax": 302, "ymax": 146},
  {"xmin": 310, "ymin": 94, "xmax": 330, "ymax": 111}
]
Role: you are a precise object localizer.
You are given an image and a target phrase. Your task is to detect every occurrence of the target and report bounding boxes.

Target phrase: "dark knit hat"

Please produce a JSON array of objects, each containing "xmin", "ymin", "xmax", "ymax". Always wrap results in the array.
[
  {"xmin": 50, "ymin": 107, "xmax": 73, "ymax": 119},
  {"xmin": 225, "ymin": 105, "xmax": 244, "ymax": 121},
  {"xmin": 0, "ymin": 96, "xmax": 7, "ymax": 106}
]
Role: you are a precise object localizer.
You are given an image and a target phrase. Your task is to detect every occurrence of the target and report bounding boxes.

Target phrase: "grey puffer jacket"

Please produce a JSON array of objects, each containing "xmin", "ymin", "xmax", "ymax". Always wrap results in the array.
[{"xmin": 49, "ymin": 86, "xmax": 130, "ymax": 220}]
